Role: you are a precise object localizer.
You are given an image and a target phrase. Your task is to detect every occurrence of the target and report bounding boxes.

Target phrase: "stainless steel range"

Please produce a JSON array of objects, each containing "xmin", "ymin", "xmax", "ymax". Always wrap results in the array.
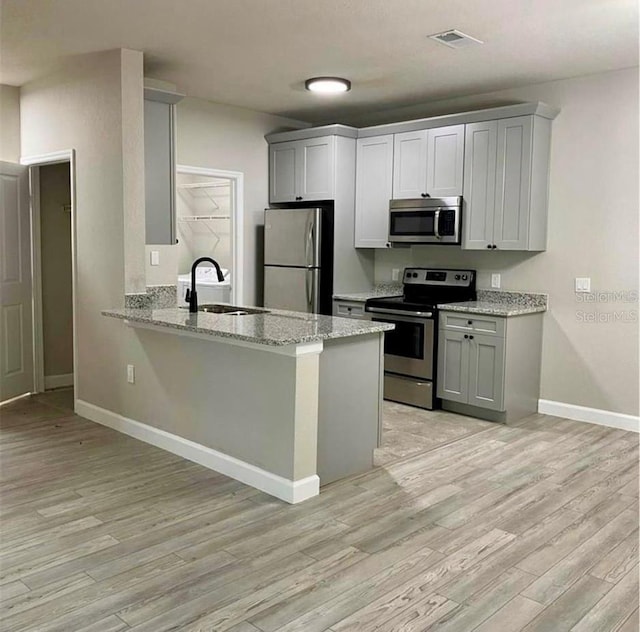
[{"xmin": 365, "ymin": 267, "xmax": 476, "ymax": 410}]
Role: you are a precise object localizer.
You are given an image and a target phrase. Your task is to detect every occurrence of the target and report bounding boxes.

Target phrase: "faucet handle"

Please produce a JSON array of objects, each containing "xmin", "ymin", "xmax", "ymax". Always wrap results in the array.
[{"xmin": 185, "ymin": 288, "xmax": 191, "ymax": 303}]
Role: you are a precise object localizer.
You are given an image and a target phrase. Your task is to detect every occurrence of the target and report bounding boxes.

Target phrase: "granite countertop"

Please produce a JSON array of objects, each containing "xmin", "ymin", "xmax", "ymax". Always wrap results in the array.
[
  {"xmin": 103, "ymin": 306, "xmax": 394, "ymax": 347},
  {"xmin": 333, "ymin": 284, "xmax": 403, "ymax": 302},
  {"xmin": 438, "ymin": 289, "xmax": 548, "ymax": 317}
]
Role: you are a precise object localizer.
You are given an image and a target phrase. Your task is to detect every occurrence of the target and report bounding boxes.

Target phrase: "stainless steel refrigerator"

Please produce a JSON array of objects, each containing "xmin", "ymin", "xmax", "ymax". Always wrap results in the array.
[{"xmin": 263, "ymin": 207, "xmax": 334, "ymax": 314}]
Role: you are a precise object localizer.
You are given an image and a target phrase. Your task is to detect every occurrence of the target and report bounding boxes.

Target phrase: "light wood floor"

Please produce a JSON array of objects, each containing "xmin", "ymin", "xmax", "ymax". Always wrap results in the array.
[{"xmin": 1, "ymin": 389, "xmax": 638, "ymax": 632}]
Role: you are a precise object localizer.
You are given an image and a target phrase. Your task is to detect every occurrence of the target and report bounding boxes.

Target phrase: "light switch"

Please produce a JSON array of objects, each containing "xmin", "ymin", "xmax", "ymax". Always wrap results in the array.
[
  {"xmin": 391, "ymin": 268, "xmax": 400, "ymax": 282},
  {"xmin": 150, "ymin": 250, "xmax": 160, "ymax": 266},
  {"xmin": 127, "ymin": 364, "xmax": 135, "ymax": 384},
  {"xmin": 491, "ymin": 274, "xmax": 501, "ymax": 289},
  {"xmin": 575, "ymin": 277, "xmax": 591, "ymax": 293}
]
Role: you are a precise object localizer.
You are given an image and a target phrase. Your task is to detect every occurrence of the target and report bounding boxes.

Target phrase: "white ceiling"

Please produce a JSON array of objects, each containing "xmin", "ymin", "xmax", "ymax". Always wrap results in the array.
[{"xmin": 2, "ymin": 0, "xmax": 638, "ymax": 124}]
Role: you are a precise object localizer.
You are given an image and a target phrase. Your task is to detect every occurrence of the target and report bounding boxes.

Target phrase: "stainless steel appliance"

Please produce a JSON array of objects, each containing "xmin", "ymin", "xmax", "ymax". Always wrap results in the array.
[
  {"xmin": 388, "ymin": 197, "xmax": 462, "ymax": 245},
  {"xmin": 263, "ymin": 207, "xmax": 334, "ymax": 314},
  {"xmin": 365, "ymin": 267, "xmax": 476, "ymax": 409}
]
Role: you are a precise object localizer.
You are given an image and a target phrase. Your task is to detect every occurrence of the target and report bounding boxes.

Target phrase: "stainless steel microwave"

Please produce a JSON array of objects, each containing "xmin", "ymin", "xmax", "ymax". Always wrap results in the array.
[{"xmin": 388, "ymin": 197, "xmax": 462, "ymax": 244}]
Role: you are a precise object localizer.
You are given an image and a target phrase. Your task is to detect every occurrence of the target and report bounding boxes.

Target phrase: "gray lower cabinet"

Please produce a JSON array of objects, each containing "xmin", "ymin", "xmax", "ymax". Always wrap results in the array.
[
  {"xmin": 467, "ymin": 333, "xmax": 505, "ymax": 410},
  {"xmin": 437, "ymin": 310, "xmax": 542, "ymax": 422},
  {"xmin": 333, "ymin": 299, "xmax": 367, "ymax": 319},
  {"xmin": 437, "ymin": 329, "xmax": 470, "ymax": 403}
]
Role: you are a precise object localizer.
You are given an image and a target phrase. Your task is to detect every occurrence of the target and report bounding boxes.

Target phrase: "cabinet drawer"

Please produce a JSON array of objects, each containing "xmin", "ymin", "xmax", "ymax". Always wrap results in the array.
[
  {"xmin": 440, "ymin": 312, "xmax": 505, "ymax": 337},
  {"xmin": 333, "ymin": 301, "xmax": 366, "ymax": 319}
]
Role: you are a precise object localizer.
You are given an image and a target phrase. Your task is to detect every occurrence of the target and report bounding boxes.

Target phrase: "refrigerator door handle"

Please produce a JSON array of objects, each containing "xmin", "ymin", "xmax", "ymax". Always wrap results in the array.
[
  {"xmin": 305, "ymin": 268, "xmax": 312, "ymax": 311},
  {"xmin": 305, "ymin": 218, "xmax": 314, "ymax": 266}
]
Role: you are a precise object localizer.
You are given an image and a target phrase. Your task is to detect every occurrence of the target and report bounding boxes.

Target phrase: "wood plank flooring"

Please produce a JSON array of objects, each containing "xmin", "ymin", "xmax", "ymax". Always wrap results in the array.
[{"xmin": 1, "ymin": 388, "xmax": 638, "ymax": 631}]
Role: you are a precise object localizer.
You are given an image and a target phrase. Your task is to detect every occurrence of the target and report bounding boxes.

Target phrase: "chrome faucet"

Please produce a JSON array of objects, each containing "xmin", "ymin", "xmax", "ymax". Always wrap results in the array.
[{"xmin": 187, "ymin": 257, "xmax": 225, "ymax": 313}]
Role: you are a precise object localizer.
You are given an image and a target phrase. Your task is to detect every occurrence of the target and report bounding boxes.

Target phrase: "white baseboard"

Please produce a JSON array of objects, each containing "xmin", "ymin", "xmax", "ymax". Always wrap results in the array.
[
  {"xmin": 538, "ymin": 399, "xmax": 639, "ymax": 433},
  {"xmin": 45, "ymin": 373, "xmax": 74, "ymax": 390},
  {"xmin": 75, "ymin": 400, "xmax": 319, "ymax": 504}
]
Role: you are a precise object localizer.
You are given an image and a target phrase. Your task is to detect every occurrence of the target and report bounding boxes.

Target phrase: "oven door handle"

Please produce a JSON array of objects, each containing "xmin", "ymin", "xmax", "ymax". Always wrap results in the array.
[
  {"xmin": 434, "ymin": 209, "xmax": 441, "ymax": 240},
  {"xmin": 367, "ymin": 307, "xmax": 433, "ymax": 319}
]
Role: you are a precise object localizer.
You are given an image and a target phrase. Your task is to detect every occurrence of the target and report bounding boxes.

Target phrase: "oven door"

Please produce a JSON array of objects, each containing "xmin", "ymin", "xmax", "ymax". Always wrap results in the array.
[{"xmin": 368, "ymin": 309, "xmax": 434, "ymax": 380}]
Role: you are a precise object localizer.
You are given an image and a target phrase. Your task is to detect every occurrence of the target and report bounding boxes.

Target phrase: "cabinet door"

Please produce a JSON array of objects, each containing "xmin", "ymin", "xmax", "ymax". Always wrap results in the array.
[
  {"xmin": 426, "ymin": 125, "xmax": 464, "ymax": 197},
  {"xmin": 299, "ymin": 136, "xmax": 335, "ymax": 200},
  {"xmin": 436, "ymin": 330, "xmax": 469, "ymax": 403},
  {"xmin": 392, "ymin": 130, "xmax": 428, "ymax": 199},
  {"xmin": 354, "ymin": 135, "xmax": 394, "ymax": 248},
  {"xmin": 269, "ymin": 141, "xmax": 297, "ymax": 203},
  {"xmin": 145, "ymin": 99, "xmax": 176, "ymax": 244},
  {"xmin": 462, "ymin": 121, "xmax": 497, "ymax": 250},
  {"xmin": 467, "ymin": 334, "xmax": 505, "ymax": 410},
  {"xmin": 494, "ymin": 116, "xmax": 532, "ymax": 250}
]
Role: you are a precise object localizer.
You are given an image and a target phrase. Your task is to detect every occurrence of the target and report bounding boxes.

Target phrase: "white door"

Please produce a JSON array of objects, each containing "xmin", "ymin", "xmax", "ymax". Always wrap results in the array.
[{"xmin": 0, "ymin": 162, "xmax": 34, "ymax": 402}]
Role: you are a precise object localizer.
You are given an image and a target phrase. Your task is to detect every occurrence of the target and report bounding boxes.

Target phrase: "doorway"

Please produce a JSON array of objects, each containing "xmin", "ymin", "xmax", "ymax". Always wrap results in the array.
[
  {"xmin": 34, "ymin": 162, "xmax": 73, "ymax": 391},
  {"xmin": 176, "ymin": 166, "xmax": 244, "ymax": 305},
  {"xmin": 26, "ymin": 151, "xmax": 76, "ymax": 400},
  {"xmin": 0, "ymin": 151, "xmax": 76, "ymax": 404}
]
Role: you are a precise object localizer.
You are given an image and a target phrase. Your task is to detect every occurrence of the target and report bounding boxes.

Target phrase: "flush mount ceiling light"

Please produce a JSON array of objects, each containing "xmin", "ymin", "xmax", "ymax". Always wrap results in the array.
[
  {"xmin": 428, "ymin": 29, "xmax": 484, "ymax": 49},
  {"xmin": 305, "ymin": 77, "xmax": 351, "ymax": 94}
]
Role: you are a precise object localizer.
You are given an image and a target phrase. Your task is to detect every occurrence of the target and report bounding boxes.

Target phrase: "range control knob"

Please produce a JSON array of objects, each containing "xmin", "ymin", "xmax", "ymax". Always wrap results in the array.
[
  {"xmin": 462, "ymin": 274, "xmax": 468, "ymax": 281},
  {"xmin": 455, "ymin": 274, "xmax": 461, "ymax": 280},
  {"xmin": 412, "ymin": 272, "xmax": 418, "ymax": 278}
]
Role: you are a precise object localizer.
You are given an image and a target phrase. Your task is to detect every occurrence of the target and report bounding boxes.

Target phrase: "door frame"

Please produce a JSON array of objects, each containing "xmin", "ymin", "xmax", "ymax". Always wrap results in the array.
[
  {"xmin": 21, "ymin": 150, "xmax": 77, "ymax": 397},
  {"xmin": 176, "ymin": 165, "xmax": 244, "ymax": 304}
]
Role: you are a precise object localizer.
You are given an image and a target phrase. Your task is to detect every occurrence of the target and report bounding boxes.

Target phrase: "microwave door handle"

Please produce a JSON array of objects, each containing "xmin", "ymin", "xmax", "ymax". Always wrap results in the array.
[{"xmin": 434, "ymin": 209, "xmax": 441, "ymax": 240}]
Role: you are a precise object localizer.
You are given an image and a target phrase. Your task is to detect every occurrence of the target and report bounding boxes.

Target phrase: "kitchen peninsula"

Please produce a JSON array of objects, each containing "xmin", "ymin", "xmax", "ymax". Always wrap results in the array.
[{"xmin": 102, "ymin": 306, "xmax": 393, "ymax": 503}]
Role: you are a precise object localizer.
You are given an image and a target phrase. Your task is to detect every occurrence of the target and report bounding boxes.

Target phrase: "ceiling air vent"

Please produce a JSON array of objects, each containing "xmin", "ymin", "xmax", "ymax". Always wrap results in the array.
[{"xmin": 428, "ymin": 29, "xmax": 483, "ymax": 49}]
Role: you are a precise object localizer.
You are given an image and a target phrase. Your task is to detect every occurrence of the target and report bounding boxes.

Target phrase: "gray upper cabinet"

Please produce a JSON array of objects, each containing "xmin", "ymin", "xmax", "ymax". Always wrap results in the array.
[
  {"xmin": 144, "ymin": 88, "xmax": 183, "ymax": 245},
  {"xmin": 269, "ymin": 136, "xmax": 335, "ymax": 203},
  {"xmin": 354, "ymin": 134, "xmax": 394, "ymax": 248},
  {"xmin": 392, "ymin": 124, "xmax": 464, "ymax": 199},
  {"xmin": 461, "ymin": 121, "xmax": 497, "ymax": 250},
  {"xmin": 270, "ymin": 141, "xmax": 297, "ymax": 203},
  {"xmin": 462, "ymin": 115, "xmax": 551, "ymax": 251}
]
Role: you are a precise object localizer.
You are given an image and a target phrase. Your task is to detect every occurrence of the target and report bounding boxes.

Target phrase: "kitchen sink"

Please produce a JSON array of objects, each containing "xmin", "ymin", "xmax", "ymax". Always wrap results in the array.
[{"xmin": 198, "ymin": 304, "xmax": 269, "ymax": 316}]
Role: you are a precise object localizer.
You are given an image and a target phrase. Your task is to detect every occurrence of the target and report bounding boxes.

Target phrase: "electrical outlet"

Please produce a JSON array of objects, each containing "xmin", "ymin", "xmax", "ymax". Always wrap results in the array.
[
  {"xmin": 491, "ymin": 273, "xmax": 501, "ymax": 289},
  {"xmin": 391, "ymin": 268, "xmax": 400, "ymax": 282},
  {"xmin": 127, "ymin": 364, "xmax": 135, "ymax": 384},
  {"xmin": 575, "ymin": 277, "xmax": 591, "ymax": 293},
  {"xmin": 150, "ymin": 250, "xmax": 160, "ymax": 266}
]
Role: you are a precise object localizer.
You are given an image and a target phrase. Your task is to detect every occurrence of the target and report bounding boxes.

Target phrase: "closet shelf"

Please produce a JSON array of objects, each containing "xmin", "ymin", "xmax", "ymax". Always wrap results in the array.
[
  {"xmin": 178, "ymin": 182, "xmax": 230, "ymax": 189},
  {"xmin": 178, "ymin": 215, "xmax": 231, "ymax": 221}
]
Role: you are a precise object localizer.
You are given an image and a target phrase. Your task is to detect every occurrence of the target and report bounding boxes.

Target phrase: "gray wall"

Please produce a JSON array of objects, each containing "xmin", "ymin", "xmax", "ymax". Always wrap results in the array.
[
  {"xmin": 39, "ymin": 162, "xmax": 73, "ymax": 378},
  {"xmin": 370, "ymin": 68, "xmax": 639, "ymax": 416},
  {"xmin": 145, "ymin": 97, "xmax": 307, "ymax": 304},
  {"xmin": 20, "ymin": 49, "xmax": 139, "ymax": 410},
  {"xmin": 0, "ymin": 85, "xmax": 21, "ymax": 163}
]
